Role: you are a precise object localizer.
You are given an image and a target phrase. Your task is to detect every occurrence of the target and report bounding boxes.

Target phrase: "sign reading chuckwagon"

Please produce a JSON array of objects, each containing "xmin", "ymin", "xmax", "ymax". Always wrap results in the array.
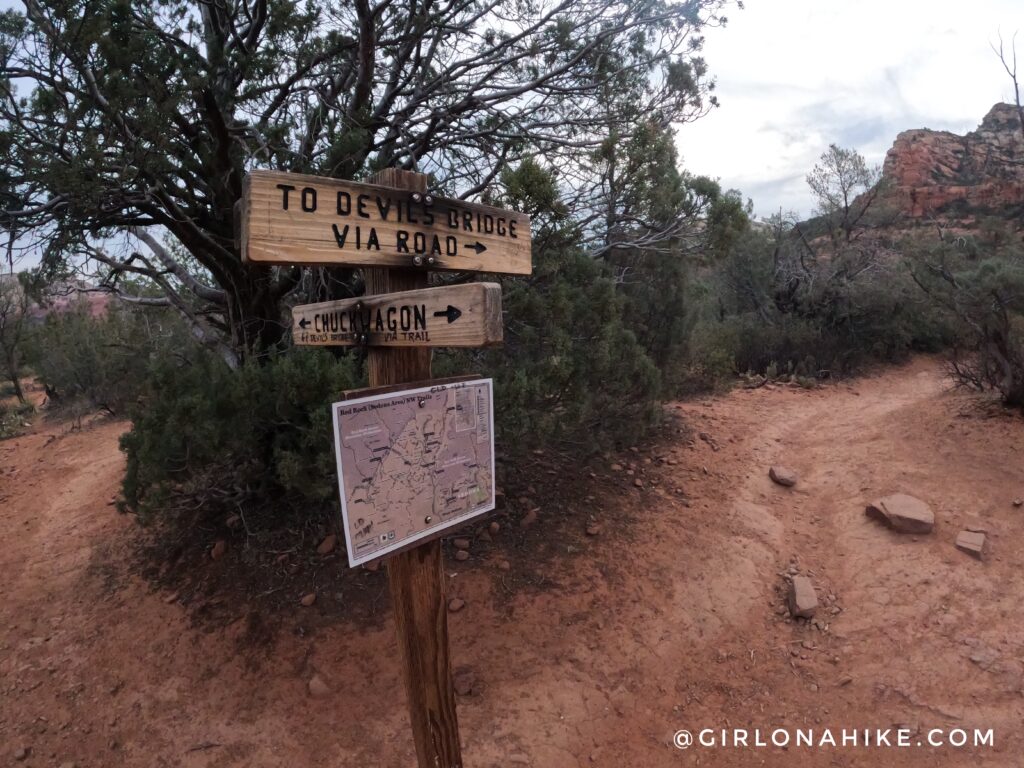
[
  {"xmin": 240, "ymin": 170, "xmax": 532, "ymax": 274},
  {"xmin": 292, "ymin": 283, "xmax": 502, "ymax": 348}
]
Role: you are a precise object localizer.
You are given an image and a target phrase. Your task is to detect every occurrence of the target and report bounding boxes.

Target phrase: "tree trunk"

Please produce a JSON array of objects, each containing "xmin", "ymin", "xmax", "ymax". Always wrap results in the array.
[
  {"xmin": 228, "ymin": 268, "xmax": 289, "ymax": 361},
  {"xmin": 3, "ymin": 345, "xmax": 25, "ymax": 404},
  {"xmin": 225, "ymin": 259, "xmax": 358, "ymax": 362}
]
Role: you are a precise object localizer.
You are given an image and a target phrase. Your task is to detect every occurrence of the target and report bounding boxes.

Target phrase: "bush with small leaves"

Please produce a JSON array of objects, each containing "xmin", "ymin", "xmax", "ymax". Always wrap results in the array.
[{"xmin": 121, "ymin": 348, "xmax": 362, "ymax": 525}]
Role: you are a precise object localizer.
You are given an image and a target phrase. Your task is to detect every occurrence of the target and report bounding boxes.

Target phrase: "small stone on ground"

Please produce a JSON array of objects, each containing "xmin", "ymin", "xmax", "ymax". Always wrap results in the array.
[
  {"xmin": 955, "ymin": 530, "xmax": 986, "ymax": 559},
  {"xmin": 308, "ymin": 674, "xmax": 330, "ymax": 698},
  {"xmin": 520, "ymin": 509, "xmax": 539, "ymax": 528},
  {"xmin": 788, "ymin": 575, "xmax": 818, "ymax": 618},
  {"xmin": 865, "ymin": 493, "xmax": 935, "ymax": 534},
  {"xmin": 769, "ymin": 466, "xmax": 798, "ymax": 487}
]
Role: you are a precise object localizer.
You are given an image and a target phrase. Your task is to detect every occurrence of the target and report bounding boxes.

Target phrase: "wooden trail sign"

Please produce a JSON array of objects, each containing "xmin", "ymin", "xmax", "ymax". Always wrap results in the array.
[
  {"xmin": 240, "ymin": 170, "xmax": 531, "ymax": 274},
  {"xmin": 272, "ymin": 166, "xmax": 529, "ymax": 768},
  {"xmin": 292, "ymin": 282, "xmax": 502, "ymax": 347}
]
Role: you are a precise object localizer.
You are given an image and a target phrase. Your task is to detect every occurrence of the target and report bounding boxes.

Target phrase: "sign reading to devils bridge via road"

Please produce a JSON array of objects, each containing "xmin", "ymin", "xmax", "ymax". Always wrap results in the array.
[
  {"xmin": 241, "ymin": 170, "xmax": 531, "ymax": 274},
  {"xmin": 292, "ymin": 283, "xmax": 502, "ymax": 347},
  {"xmin": 333, "ymin": 378, "xmax": 495, "ymax": 567}
]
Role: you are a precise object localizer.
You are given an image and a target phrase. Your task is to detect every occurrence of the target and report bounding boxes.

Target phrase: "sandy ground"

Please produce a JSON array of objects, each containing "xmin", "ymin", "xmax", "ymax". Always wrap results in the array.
[{"xmin": 2, "ymin": 357, "xmax": 1023, "ymax": 767}]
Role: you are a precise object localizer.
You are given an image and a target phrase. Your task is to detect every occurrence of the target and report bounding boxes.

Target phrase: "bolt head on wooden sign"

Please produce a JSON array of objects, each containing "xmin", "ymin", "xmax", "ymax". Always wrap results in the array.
[
  {"xmin": 333, "ymin": 378, "xmax": 495, "ymax": 567},
  {"xmin": 292, "ymin": 282, "xmax": 502, "ymax": 347},
  {"xmin": 240, "ymin": 170, "xmax": 531, "ymax": 274}
]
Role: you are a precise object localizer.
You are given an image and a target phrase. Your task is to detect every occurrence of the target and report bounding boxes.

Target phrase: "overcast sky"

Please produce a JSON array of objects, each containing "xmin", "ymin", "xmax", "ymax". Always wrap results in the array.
[
  {"xmin": 679, "ymin": 0, "xmax": 1023, "ymax": 219},
  {"xmin": 1, "ymin": 0, "xmax": 1019, "ymax": 225}
]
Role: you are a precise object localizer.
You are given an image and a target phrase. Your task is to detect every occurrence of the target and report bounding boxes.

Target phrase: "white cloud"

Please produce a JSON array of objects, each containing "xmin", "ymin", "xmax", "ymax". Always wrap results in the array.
[
  {"xmin": 677, "ymin": 0, "xmax": 1023, "ymax": 219},
  {"xmin": 2, "ymin": 0, "xmax": 1019, "ymax": 227}
]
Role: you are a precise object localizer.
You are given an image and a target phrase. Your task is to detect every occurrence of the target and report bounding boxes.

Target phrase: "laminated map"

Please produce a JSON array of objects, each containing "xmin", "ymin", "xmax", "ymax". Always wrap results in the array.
[{"xmin": 332, "ymin": 378, "xmax": 495, "ymax": 566}]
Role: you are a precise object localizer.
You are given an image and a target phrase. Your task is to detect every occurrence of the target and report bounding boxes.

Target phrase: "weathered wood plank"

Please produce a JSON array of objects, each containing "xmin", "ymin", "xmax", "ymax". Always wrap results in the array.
[
  {"xmin": 241, "ymin": 169, "xmax": 531, "ymax": 274},
  {"xmin": 292, "ymin": 282, "xmax": 502, "ymax": 347}
]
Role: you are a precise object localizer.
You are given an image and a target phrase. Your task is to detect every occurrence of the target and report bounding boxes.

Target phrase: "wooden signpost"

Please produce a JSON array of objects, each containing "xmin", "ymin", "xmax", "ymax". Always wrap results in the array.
[
  {"xmin": 292, "ymin": 282, "xmax": 502, "ymax": 348},
  {"xmin": 241, "ymin": 167, "xmax": 530, "ymax": 768},
  {"xmin": 240, "ymin": 170, "xmax": 532, "ymax": 274}
]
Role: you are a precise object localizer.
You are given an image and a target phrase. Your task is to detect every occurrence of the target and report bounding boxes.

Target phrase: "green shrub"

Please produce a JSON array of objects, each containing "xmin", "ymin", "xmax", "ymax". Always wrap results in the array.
[
  {"xmin": 0, "ymin": 400, "xmax": 34, "ymax": 440},
  {"xmin": 121, "ymin": 241, "xmax": 666, "ymax": 529},
  {"xmin": 614, "ymin": 248, "xmax": 696, "ymax": 391},
  {"xmin": 121, "ymin": 348, "xmax": 362, "ymax": 523},
  {"xmin": 909, "ymin": 239, "xmax": 1024, "ymax": 408},
  {"xmin": 683, "ymin": 231, "xmax": 955, "ymax": 386},
  {"xmin": 439, "ymin": 246, "xmax": 661, "ymax": 455},
  {"xmin": 28, "ymin": 303, "xmax": 191, "ymax": 415},
  {"xmin": 124, "ymin": 250, "xmax": 662, "ymax": 527}
]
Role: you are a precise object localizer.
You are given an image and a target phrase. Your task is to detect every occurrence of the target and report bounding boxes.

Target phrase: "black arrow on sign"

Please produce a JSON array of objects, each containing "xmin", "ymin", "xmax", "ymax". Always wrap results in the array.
[
  {"xmin": 433, "ymin": 305, "xmax": 463, "ymax": 324},
  {"xmin": 298, "ymin": 317, "xmax": 311, "ymax": 329},
  {"xmin": 467, "ymin": 241, "xmax": 487, "ymax": 254}
]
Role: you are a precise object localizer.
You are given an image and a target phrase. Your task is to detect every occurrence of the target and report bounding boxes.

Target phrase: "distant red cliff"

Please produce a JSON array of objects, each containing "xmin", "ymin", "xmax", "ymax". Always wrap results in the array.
[
  {"xmin": 876, "ymin": 103, "xmax": 1024, "ymax": 221},
  {"xmin": 26, "ymin": 279, "xmax": 112, "ymax": 323}
]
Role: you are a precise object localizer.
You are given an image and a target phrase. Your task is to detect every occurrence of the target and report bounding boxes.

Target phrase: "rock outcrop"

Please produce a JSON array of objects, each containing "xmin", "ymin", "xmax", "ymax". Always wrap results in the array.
[{"xmin": 876, "ymin": 103, "xmax": 1024, "ymax": 220}]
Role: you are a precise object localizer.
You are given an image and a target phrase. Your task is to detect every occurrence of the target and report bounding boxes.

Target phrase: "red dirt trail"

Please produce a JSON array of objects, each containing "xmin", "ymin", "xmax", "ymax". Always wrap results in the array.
[{"xmin": 2, "ymin": 357, "xmax": 1023, "ymax": 767}]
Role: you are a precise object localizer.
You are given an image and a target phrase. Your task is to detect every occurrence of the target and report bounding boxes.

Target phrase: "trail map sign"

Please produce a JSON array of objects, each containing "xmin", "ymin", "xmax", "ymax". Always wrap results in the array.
[
  {"xmin": 333, "ymin": 378, "xmax": 495, "ymax": 567},
  {"xmin": 292, "ymin": 283, "xmax": 502, "ymax": 347},
  {"xmin": 241, "ymin": 170, "xmax": 531, "ymax": 274}
]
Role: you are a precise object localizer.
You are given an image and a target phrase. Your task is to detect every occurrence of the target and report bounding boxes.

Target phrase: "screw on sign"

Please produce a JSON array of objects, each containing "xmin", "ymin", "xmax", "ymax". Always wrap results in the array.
[{"xmin": 240, "ymin": 167, "xmax": 531, "ymax": 768}]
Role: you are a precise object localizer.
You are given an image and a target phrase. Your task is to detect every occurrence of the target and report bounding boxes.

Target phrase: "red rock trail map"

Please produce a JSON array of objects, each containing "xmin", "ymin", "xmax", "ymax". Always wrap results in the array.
[{"xmin": 332, "ymin": 379, "xmax": 495, "ymax": 566}]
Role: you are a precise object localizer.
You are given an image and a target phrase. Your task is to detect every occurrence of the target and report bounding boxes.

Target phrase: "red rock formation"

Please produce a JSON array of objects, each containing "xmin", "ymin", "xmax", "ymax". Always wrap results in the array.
[
  {"xmin": 877, "ymin": 103, "xmax": 1024, "ymax": 219},
  {"xmin": 25, "ymin": 279, "xmax": 112, "ymax": 323}
]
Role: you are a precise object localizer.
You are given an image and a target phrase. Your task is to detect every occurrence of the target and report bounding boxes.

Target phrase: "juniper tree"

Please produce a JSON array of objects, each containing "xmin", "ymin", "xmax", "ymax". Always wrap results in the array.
[
  {"xmin": 0, "ymin": 0, "xmax": 732, "ymax": 360},
  {"xmin": 0, "ymin": 271, "xmax": 30, "ymax": 403}
]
